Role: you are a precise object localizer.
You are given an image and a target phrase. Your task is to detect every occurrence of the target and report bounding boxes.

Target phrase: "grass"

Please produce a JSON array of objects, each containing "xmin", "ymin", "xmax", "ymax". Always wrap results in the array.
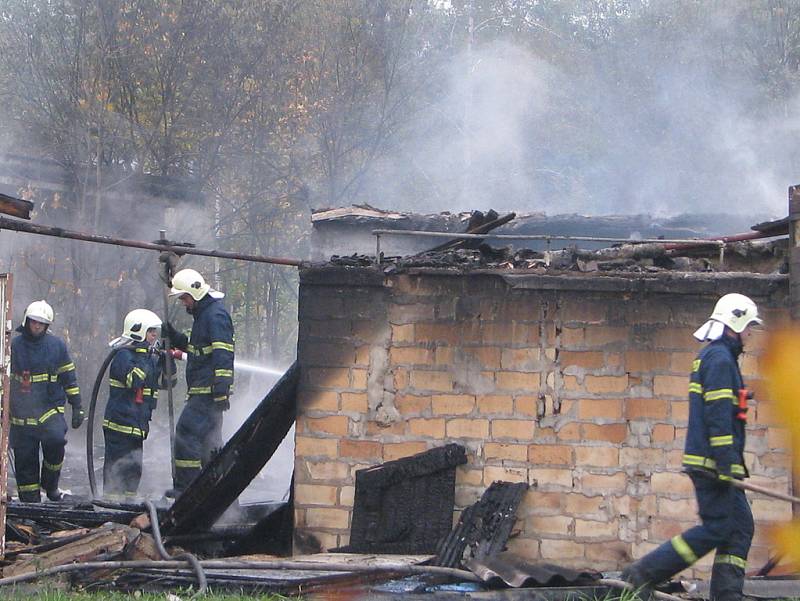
[{"xmin": 3, "ymin": 589, "xmax": 301, "ymax": 600}]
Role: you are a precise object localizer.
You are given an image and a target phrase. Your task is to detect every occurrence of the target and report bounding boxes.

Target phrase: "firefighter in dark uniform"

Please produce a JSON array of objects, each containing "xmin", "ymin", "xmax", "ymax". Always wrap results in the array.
[
  {"xmin": 622, "ymin": 293, "xmax": 762, "ymax": 601},
  {"xmin": 103, "ymin": 309, "xmax": 175, "ymax": 500},
  {"xmin": 163, "ymin": 268, "xmax": 234, "ymax": 497},
  {"xmin": 10, "ymin": 300, "xmax": 84, "ymax": 502}
]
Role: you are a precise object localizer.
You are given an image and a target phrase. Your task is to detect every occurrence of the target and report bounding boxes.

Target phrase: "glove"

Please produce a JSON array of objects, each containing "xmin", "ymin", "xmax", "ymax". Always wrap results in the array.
[
  {"xmin": 212, "ymin": 382, "xmax": 230, "ymax": 411},
  {"xmin": 71, "ymin": 404, "xmax": 85, "ymax": 429}
]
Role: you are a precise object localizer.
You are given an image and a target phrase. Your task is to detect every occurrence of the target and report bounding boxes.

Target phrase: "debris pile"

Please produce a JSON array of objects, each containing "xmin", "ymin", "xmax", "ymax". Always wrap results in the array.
[{"xmin": 331, "ymin": 237, "xmax": 787, "ymax": 275}]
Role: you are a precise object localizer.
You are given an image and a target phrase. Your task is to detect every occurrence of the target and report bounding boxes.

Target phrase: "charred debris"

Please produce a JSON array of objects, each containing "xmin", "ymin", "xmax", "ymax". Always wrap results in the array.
[{"xmin": 324, "ymin": 207, "xmax": 787, "ymax": 275}]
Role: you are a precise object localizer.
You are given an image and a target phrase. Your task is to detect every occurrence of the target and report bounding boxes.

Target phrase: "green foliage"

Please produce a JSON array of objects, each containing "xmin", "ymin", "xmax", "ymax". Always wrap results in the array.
[{"xmin": 3, "ymin": 588, "xmax": 301, "ymax": 601}]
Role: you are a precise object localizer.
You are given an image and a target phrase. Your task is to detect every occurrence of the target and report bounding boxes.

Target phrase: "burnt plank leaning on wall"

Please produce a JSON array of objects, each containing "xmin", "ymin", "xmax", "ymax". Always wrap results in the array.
[
  {"xmin": 336, "ymin": 444, "xmax": 467, "ymax": 554},
  {"xmin": 161, "ymin": 363, "xmax": 299, "ymax": 536}
]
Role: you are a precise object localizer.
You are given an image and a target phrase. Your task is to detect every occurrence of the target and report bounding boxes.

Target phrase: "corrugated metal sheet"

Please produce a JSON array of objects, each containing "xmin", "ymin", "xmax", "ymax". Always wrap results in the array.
[{"xmin": 466, "ymin": 554, "xmax": 602, "ymax": 588}]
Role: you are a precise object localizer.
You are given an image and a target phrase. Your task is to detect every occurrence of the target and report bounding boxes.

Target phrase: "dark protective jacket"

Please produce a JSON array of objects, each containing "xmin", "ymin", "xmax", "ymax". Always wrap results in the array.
[
  {"xmin": 10, "ymin": 327, "xmax": 81, "ymax": 426},
  {"xmin": 170, "ymin": 294, "xmax": 234, "ymax": 405},
  {"xmin": 682, "ymin": 335, "xmax": 748, "ymax": 480},
  {"xmin": 103, "ymin": 344, "xmax": 168, "ymax": 439}
]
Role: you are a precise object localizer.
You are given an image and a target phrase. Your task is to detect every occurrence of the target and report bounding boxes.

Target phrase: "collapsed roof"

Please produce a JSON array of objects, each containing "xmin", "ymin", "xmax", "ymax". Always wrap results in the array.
[{"xmin": 317, "ymin": 205, "xmax": 787, "ymax": 275}]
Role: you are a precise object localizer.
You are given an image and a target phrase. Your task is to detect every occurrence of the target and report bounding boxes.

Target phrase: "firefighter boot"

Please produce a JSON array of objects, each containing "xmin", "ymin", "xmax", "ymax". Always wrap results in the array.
[
  {"xmin": 41, "ymin": 464, "xmax": 63, "ymax": 502},
  {"xmin": 709, "ymin": 562, "xmax": 745, "ymax": 601},
  {"xmin": 18, "ymin": 487, "xmax": 41, "ymax": 503}
]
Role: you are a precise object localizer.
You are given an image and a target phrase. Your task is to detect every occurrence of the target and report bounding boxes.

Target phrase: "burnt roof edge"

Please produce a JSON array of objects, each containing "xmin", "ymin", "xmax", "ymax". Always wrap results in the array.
[{"xmin": 299, "ymin": 264, "xmax": 787, "ymax": 299}]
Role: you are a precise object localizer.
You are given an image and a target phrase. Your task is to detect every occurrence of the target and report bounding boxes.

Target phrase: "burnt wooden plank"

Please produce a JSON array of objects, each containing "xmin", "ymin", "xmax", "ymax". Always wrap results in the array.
[
  {"xmin": 434, "ymin": 481, "xmax": 528, "ymax": 568},
  {"xmin": 0, "ymin": 193, "xmax": 33, "ymax": 219},
  {"xmin": 160, "ymin": 362, "xmax": 298, "ymax": 535},
  {"xmin": 337, "ymin": 444, "xmax": 467, "ymax": 555}
]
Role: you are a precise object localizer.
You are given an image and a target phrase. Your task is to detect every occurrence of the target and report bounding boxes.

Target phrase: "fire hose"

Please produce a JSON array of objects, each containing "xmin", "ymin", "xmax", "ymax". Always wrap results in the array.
[{"xmin": 86, "ymin": 344, "xmax": 133, "ymax": 498}]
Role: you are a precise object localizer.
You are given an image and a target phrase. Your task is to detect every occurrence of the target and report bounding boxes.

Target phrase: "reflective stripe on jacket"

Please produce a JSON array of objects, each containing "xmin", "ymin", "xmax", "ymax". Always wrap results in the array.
[
  {"xmin": 10, "ymin": 328, "xmax": 80, "ymax": 424},
  {"xmin": 682, "ymin": 336, "xmax": 747, "ymax": 479}
]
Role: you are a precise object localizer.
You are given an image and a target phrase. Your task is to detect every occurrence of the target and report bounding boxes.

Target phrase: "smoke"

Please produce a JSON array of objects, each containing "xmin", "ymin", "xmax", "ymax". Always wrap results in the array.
[{"xmin": 349, "ymin": 4, "xmax": 796, "ymax": 220}]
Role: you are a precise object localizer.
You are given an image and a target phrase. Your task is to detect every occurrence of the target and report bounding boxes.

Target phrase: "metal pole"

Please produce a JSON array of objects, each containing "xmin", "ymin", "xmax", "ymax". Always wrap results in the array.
[
  {"xmin": 0, "ymin": 274, "xmax": 12, "ymax": 559},
  {"xmin": 370, "ymin": 228, "xmax": 756, "ymax": 245},
  {"xmin": 0, "ymin": 217, "xmax": 302, "ymax": 267},
  {"xmin": 375, "ymin": 234, "xmax": 381, "ymax": 266},
  {"xmin": 732, "ymin": 478, "xmax": 800, "ymax": 505},
  {"xmin": 159, "ymin": 231, "xmax": 177, "ymax": 483},
  {"xmin": 788, "ymin": 184, "xmax": 800, "ymax": 515}
]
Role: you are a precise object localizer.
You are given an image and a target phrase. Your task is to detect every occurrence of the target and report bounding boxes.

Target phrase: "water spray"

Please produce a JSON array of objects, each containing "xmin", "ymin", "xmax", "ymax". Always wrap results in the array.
[{"xmin": 167, "ymin": 353, "xmax": 285, "ymax": 378}]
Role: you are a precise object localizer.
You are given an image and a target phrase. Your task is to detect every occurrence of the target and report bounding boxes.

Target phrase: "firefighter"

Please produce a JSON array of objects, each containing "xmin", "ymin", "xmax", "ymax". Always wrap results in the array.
[
  {"xmin": 103, "ymin": 309, "xmax": 174, "ymax": 501},
  {"xmin": 10, "ymin": 300, "xmax": 83, "ymax": 502},
  {"xmin": 162, "ymin": 268, "xmax": 234, "ymax": 497},
  {"xmin": 622, "ymin": 293, "xmax": 761, "ymax": 601}
]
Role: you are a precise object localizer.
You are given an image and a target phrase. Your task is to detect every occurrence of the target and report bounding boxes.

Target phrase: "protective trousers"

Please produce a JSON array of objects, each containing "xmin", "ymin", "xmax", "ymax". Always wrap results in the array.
[
  {"xmin": 103, "ymin": 428, "xmax": 144, "ymax": 500},
  {"xmin": 623, "ymin": 473, "xmax": 753, "ymax": 601},
  {"xmin": 10, "ymin": 416, "xmax": 68, "ymax": 503},
  {"xmin": 173, "ymin": 395, "xmax": 223, "ymax": 493}
]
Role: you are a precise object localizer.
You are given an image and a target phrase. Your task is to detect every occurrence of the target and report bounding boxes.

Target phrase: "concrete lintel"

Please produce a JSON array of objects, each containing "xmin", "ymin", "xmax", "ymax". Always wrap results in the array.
[
  {"xmin": 300, "ymin": 264, "xmax": 788, "ymax": 300},
  {"xmin": 502, "ymin": 271, "xmax": 787, "ymax": 298},
  {"xmin": 300, "ymin": 265, "xmax": 385, "ymax": 287}
]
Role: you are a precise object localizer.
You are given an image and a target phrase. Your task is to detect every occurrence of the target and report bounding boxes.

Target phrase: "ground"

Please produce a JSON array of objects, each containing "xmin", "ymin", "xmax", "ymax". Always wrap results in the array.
[{"xmin": 4, "ymin": 590, "xmax": 299, "ymax": 601}]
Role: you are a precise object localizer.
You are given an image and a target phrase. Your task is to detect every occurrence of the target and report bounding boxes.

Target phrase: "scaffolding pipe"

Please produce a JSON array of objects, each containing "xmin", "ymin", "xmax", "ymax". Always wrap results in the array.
[{"xmin": 0, "ymin": 217, "xmax": 303, "ymax": 267}]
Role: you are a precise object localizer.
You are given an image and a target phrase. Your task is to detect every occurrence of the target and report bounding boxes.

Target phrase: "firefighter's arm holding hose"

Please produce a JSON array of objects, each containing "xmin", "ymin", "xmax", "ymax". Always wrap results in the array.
[{"xmin": 162, "ymin": 321, "xmax": 188, "ymax": 351}]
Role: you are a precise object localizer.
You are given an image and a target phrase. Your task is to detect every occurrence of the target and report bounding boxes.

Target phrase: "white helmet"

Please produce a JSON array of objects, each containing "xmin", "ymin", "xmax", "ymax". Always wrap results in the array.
[
  {"xmin": 709, "ymin": 293, "xmax": 762, "ymax": 333},
  {"xmin": 122, "ymin": 309, "xmax": 162, "ymax": 342},
  {"xmin": 23, "ymin": 300, "xmax": 54, "ymax": 326},
  {"xmin": 169, "ymin": 268, "xmax": 223, "ymax": 301},
  {"xmin": 694, "ymin": 293, "xmax": 762, "ymax": 341}
]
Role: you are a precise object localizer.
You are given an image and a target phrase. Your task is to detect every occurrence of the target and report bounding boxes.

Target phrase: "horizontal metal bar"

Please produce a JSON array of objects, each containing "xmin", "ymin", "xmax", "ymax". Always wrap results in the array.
[
  {"xmin": 0, "ymin": 216, "xmax": 302, "ymax": 267},
  {"xmin": 371, "ymin": 228, "xmax": 727, "ymax": 245}
]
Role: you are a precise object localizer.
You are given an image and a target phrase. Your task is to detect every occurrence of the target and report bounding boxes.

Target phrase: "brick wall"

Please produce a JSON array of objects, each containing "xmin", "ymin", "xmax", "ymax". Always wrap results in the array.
[{"xmin": 294, "ymin": 267, "xmax": 790, "ymax": 576}]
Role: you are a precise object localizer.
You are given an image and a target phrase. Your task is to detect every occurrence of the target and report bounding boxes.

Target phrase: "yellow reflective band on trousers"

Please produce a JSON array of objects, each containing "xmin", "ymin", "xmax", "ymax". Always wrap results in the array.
[
  {"xmin": 18, "ymin": 483, "xmax": 40, "ymax": 492},
  {"xmin": 103, "ymin": 419, "xmax": 145, "ymax": 438},
  {"xmin": 710, "ymin": 435, "xmax": 733, "ymax": 447},
  {"xmin": 715, "ymin": 554, "xmax": 747, "ymax": 569},
  {"xmin": 671, "ymin": 535, "xmax": 698, "ymax": 564},
  {"xmin": 188, "ymin": 386, "xmax": 212, "ymax": 395},
  {"xmin": 214, "ymin": 369, "xmax": 233, "ymax": 378},
  {"xmin": 43, "ymin": 460, "xmax": 63, "ymax": 471},
  {"xmin": 65, "ymin": 386, "xmax": 80, "ymax": 396},
  {"xmin": 704, "ymin": 388, "xmax": 735, "ymax": 402},
  {"xmin": 175, "ymin": 459, "xmax": 202, "ymax": 469}
]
